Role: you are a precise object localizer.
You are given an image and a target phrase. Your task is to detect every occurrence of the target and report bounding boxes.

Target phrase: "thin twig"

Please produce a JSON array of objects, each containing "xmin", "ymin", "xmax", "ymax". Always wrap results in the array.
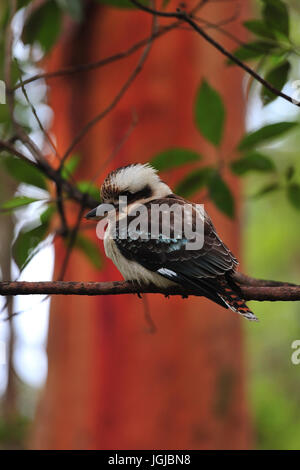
[
  {"xmin": 0, "ymin": 140, "xmax": 99, "ymax": 208},
  {"xmin": 142, "ymin": 294, "xmax": 157, "ymax": 334},
  {"xmin": 89, "ymin": 109, "xmax": 138, "ymax": 186},
  {"xmin": 60, "ymin": 9, "xmax": 158, "ymax": 166},
  {"xmin": 12, "ymin": 0, "xmax": 208, "ymax": 91},
  {"xmin": 57, "ymin": 204, "xmax": 86, "ymax": 281},
  {"xmin": 15, "ymin": 59, "xmax": 62, "ymax": 163},
  {"xmin": 0, "ymin": 139, "xmax": 39, "ymax": 167},
  {"xmin": 55, "ymin": 183, "xmax": 69, "ymax": 237},
  {"xmin": 130, "ymin": 0, "xmax": 300, "ymax": 107},
  {"xmin": 12, "ymin": 23, "xmax": 178, "ymax": 91}
]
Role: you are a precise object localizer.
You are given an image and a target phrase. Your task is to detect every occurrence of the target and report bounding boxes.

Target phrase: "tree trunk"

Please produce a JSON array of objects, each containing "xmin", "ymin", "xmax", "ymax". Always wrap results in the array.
[{"xmin": 31, "ymin": 1, "xmax": 252, "ymax": 449}]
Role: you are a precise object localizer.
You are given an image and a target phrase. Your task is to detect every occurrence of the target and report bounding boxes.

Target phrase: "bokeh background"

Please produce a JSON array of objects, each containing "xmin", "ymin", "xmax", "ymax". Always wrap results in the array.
[{"xmin": 1, "ymin": 0, "xmax": 300, "ymax": 450}]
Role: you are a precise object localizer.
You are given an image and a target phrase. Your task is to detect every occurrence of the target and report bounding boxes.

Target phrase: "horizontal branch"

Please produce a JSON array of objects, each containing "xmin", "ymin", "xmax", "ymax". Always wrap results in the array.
[{"xmin": 0, "ymin": 274, "xmax": 299, "ymax": 301}]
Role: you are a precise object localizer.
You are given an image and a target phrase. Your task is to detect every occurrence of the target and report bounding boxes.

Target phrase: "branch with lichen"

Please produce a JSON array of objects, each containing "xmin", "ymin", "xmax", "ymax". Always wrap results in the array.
[{"xmin": 0, "ymin": 273, "xmax": 299, "ymax": 302}]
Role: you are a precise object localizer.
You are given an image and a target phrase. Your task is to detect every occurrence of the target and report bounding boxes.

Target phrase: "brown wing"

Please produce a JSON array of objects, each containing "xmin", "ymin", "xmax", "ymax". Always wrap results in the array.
[
  {"xmin": 114, "ymin": 195, "xmax": 237, "ymax": 277},
  {"xmin": 114, "ymin": 194, "xmax": 257, "ymax": 320}
]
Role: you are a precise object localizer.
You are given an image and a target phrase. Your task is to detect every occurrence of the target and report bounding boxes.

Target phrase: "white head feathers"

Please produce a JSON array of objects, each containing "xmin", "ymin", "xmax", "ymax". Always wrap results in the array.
[{"xmin": 101, "ymin": 163, "xmax": 172, "ymax": 202}]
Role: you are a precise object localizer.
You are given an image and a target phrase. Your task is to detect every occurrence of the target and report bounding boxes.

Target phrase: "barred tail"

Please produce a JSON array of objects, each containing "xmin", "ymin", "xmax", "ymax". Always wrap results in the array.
[{"xmin": 219, "ymin": 283, "xmax": 258, "ymax": 321}]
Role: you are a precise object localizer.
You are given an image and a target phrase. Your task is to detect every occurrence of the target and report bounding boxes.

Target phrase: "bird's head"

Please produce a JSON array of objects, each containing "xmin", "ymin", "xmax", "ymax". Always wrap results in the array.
[{"xmin": 85, "ymin": 163, "xmax": 171, "ymax": 220}]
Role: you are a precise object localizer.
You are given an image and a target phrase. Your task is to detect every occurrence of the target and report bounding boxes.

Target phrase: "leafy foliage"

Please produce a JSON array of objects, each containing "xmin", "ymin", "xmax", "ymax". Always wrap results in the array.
[
  {"xmin": 22, "ymin": 1, "xmax": 62, "ymax": 52},
  {"xmin": 238, "ymin": 122, "xmax": 297, "ymax": 151},
  {"xmin": 231, "ymin": 152, "xmax": 276, "ymax": 175},
  {"xmin": 229, "ymin": 40, "xmax": 277, "ymax": 63},
  {"xmin": 151, "ymin": 148, "xmax": 202, "ymax": 172},
  {"xmin": 0, "ymin": 0, "xmax": 299, "ymax": 259},
  {"xmin": 194, "ymin": 80, "xmax": 225, "ymax": 147},
  {"xmin": 287, "ymin": 183, "xmax": 300, "ymax": 210},
  {"xmin": 76, "ymin": 181, "xmax": 100, "ymax": 201},
  {"xmin": 243, "ymin": 20, "xmax": 276, "ymax": 40},
  {"xmin": 208, "ymin": 172, "xmax": 235, "ymax": 218},
  {"xmin": 262, "ymin": 0, "xmax": 289, "ymax": 38},
  {"xmin": 61, "ymin": 154, "xmax": 80, "ymax": 180},
  {"xmin": 1, "ymin": 156, "xmax": 47, "ymax": 190},
  {"xmin": 12, "ymin": 205, "xmax": 55, "ymax": 270},
  {"xmin": 252, "ymin": 182, "xmax": 280, "ymax": 199},
  {"xmin": 261, "ymin": 60, "xmax": 290, "ymax": 105},
  {"xmin": 1, "ymin": 0, "xmax": 300, "ymax": 452},
  {"xmin": 0, "ymin": 196, "xmax": 40, "ymax": 211},
  {"xmin": 175, "ymin": 167, "xmax": 214, "ymax": 198}
]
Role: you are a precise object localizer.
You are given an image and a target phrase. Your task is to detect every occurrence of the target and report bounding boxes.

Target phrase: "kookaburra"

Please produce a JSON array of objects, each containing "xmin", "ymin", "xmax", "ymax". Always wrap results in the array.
[{"xmin": 85, "ymin": 163, "xmax": 257, "ymax": 321}]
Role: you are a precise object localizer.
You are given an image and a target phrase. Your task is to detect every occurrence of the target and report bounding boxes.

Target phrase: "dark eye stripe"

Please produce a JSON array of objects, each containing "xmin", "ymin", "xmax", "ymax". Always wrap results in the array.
[{"xmin": 119, "ymin": 185, "xmax": 152, "ymax": 203}]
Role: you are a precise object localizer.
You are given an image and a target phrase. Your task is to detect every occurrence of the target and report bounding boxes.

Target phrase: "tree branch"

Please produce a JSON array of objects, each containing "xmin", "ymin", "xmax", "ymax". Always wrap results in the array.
[
  {"xmin": 0, "ymin": 140, "xmax": 99, "ymax": 208},
  {"xmin": 11, "ymin": 0, "xmax": 208, "ymax": 91},
  {"xmin": 0, "ymin": 274, "xmax": 300, "ymax": 302},
  {"xmin": 12, "ymin": 22, "xmax": 178, "ymax": 90},
  {"xmin": 130, "ymin": 0, "xmax": 300, "ymax": 107}
]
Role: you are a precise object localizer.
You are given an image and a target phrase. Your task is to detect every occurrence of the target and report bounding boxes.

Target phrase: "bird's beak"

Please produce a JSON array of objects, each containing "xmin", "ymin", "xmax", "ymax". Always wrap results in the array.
[
  {"xmin": 84, "ymin": 205, "xmax": 106, "ymax": 221},
  {"xmin": 84, "ymin": 204, "xmax": 113, "ymax": 221},
  {"xmin": 85, "ymin": 207, "xmax": 99, "ymax": 220}
]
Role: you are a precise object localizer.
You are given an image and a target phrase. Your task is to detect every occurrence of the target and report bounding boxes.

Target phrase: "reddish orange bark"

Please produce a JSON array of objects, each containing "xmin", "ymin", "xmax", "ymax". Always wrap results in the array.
[{"xmin": 32, "ymin": 1, "xmax": 252, "ymax": 449}]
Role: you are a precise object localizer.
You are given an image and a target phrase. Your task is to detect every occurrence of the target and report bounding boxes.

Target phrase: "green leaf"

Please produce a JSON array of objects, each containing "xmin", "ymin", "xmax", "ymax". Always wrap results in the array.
[
  {"xmin": 243, "ymin": 20, "xmax": 276, "ymax": 39},
  {"xmin": 208, "ymin": 172, "xmax": 235, "ymax": 218},
  {"xmin": 151, "ymin": 148, "xmax": 202, "ymax": 172},
  {"xmin": 287, "ymin": 183, "xmax": 300, "ymax": 210},
  {"xmin": 238, "ymin": 122, "xmax": 297, "ymax": 151},
  {"xmin": 252, "ymin": 182, "xmax": 280, "ymax": 199},
  {"xmin": 22, "ymin": 1, "xmax": 62, "ymax": 52},
  {"xmin": 261, "ymin": 60, "xmax": 290, "ymax": 105},
  {"xmin": 17, "ymin": 0, "xmax": 33, "ymax": 7},
  {"xmin": 175, "ymin": 167, "xmax": 214, "ymax": 198},
  {"xmin": 74, "ymin": 235, "xmax": 102, "ymax": 269},
  {"xmin": 1, "ymin": 156, "xmax": 47, "ymax": 190},
  {"xmin": 194, "ymin": 80, "xmax": 225, "ymax": 147},
  {"xmin": 13, "ymin": 224, "xmax": 47, "ymax": 270},
  {"xmin": 40, "ymin": 205, "xmax": 56, "ymax": 225},
  {"xmin": 231, "ymin": 152, "xmax": 275, "ymax": 175},
  {"xmin": 285, "ymin": 166, "xmax": 295, "ymax": 181},
  {"xmin": 0, "ymin": 102, "xmax": 11, "ymax": 125},
  {"xmin": 0, "ymin": 196, "xmax": 39, "ymax": 211},
  {"xmin": 61, "ymin": 154, "xmax": 80, "ymax": 180},
  {"xmin": 228, "ymin": 41, "xmax": 276, "ymax": 64},
  {"xmin": 77, "ymin": 181, "xmax": 100, "ymax": 201},
  {"xmin": 12, "ymin": 206, "xmax": 54, "ymax": 270},
  {"xmin": 55, "ymin": 0, "xmax": 83, "ymax": 20},
  {"xmin": 262, "ymin": 0, "xmax": 289, "ymax": 38}
]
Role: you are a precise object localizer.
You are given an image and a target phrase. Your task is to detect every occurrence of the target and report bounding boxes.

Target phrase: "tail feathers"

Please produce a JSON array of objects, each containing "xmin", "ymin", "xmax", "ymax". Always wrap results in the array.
[
  {"xmin": 219, "ymin": 285, "xmax": 258, "ymax": 322},
  {"xmin": 198, "ymin": 275, "xmax": 258, "ymax": 321},
  {"xmin": 157, "ymin": 268, "xmax": 258, "ymax": 321}
]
